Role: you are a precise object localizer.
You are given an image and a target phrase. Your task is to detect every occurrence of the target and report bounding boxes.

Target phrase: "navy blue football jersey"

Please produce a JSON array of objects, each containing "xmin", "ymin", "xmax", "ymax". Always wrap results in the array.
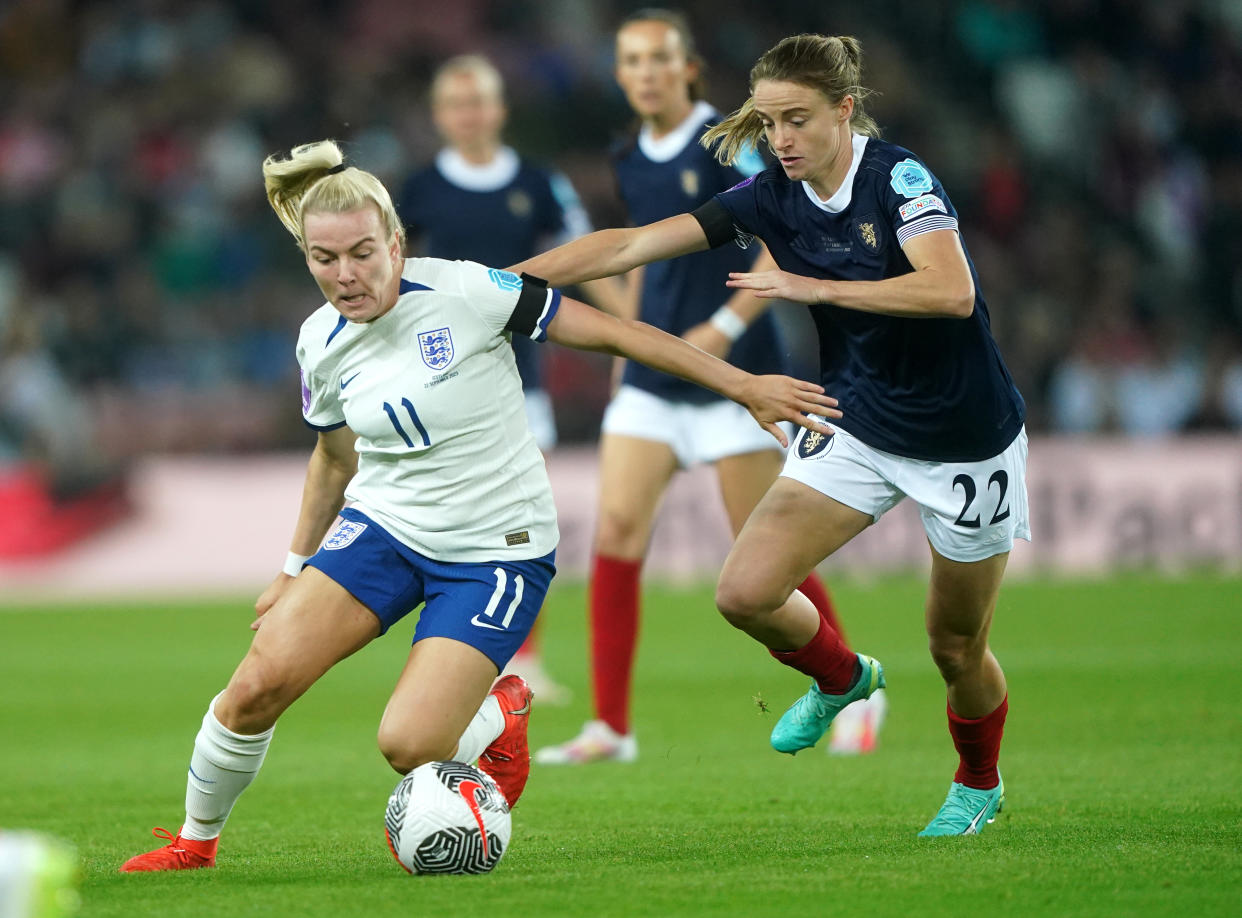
[
  {"xmin": 612, "ymin": 101, "xmax": 791, "ymax": 403},
  {"xmin": 399, "ymin": 147, "xmax": 587, "ymax": 391},
  {"xmin": 698, "ymin": 134, "xmax": 1024, "ymax": 462}
]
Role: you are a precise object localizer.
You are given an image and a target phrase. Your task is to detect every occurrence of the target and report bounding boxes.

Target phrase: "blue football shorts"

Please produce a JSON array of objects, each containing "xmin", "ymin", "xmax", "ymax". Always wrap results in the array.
[{"xmin": 306, "ymin": 508, "xmax": 556, "ymax": 669}]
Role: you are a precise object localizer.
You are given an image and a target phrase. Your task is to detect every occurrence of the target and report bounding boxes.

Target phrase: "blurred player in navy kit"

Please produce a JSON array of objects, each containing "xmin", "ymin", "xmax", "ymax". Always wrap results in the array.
[
  {"xmin": 518, "ymin": 33, "xmax": 1027, "ymax": 836},
  {"xmin": 535, "ymin": 11, "xmax": 878, "ymax": 766},
  {"xmin": 399, "ymin": 55, "xmax": 624, "ymax": 703}
]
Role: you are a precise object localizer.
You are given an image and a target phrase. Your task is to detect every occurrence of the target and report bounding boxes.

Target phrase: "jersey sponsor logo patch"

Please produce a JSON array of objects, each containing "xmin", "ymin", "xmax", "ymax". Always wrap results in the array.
[
  {"xmin": 340, "ymin": 371, "xmax": 360, "ymax": 390},
  {"xmin": 487, "ymin": 268, "xmax": 522, "ymax": 292},
  {"xmin": 506, "ymin": 189, "xmax": 532, "ymax": 218},
  {"xmin": 796, "ymin": 427, "xmax": 835, "ymax": 460},
  {"xmin": 418, "ymin": 327, "xmax": 455, "ymax": 370},
  {"xmin": 889, "ymin": 158, "xmax": 934, "ymax": 198},
  {"xmin": 680, "ymin": 168, "xmax": 700, "ymax": 198},
  {"xmin": 899, "ymin": 193, "xmax": 946, "ymax": 222},
  {"xmin": 324, "ymin": 519, "xmax": 367, "ymax": 550}
]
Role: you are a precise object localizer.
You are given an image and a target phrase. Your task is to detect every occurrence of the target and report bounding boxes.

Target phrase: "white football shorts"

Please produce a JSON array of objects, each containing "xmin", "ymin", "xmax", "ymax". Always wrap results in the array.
[
  {"xmin": 781, "ymin": 423, "xmax": 1031, "ymax": 562},
  {"xmin": 601, "ymin": 384, "xmax": 789, "ymax": 468}
]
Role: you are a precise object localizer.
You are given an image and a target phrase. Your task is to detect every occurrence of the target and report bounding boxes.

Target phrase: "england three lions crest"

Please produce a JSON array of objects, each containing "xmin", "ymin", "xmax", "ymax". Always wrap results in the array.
[{"xmin": 419, "ymin": 327, "xmax": 454, "ymax": 370}]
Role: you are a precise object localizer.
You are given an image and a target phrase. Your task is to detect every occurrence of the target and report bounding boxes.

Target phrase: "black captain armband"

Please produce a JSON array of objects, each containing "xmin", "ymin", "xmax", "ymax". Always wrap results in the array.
[
  {"xmin": 505, "ymin": 272, "xmax": 553, "ymax": 338},
  {"xmin": 691, "ymin": 199, "xmax": 745, "ymax": 250}
]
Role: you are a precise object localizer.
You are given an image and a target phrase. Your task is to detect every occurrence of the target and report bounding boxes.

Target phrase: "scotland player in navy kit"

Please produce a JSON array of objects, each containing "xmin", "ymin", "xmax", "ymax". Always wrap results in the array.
[
  {"xmin": 398, "ymin": 54, "xmax": 621, "ymax": 451},
  {"xmin": 535, "ymin": 10, "xmax": 871, "ymax": 767},
  {"xmin": 118, "ymin": 140, "xmax": 837, "ymax": 872},
  {"xmin": 516, "ymin": 34, "xmax": 1028, "ymax": 836},
  {"xmin": 398, "ymin": 55, "xmax": 623, "ymax": 703}
]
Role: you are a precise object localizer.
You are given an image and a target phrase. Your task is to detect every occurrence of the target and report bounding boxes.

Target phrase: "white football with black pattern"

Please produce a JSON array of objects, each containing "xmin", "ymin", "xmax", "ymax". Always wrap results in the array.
[{"xmin": 384, "ymin": 761, "xmax": 512, "ymax": 875}]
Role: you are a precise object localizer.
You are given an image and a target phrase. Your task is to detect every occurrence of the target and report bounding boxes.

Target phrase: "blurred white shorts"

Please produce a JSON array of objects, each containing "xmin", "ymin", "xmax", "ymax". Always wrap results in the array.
[
  {"xmin": 523, "ymin": 388, "xmax": 557, "ymax": 452},
  {"xmin": 601, "ymin": 384, "xmax": 788, "ymax": 468},
  {"xmin": 781, "ymin": 423, "xmax": 1031, "ymax": 562}
]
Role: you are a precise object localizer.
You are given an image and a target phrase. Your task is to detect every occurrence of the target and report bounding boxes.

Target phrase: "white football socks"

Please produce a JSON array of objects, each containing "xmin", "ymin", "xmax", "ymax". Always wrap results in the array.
[
  {"xmin": 454, "ymin": 694, "xmax": 504, "ymax": 764},
  {"xmin": 181, "ymin": 693, "xmax": 274, "ymax": 841}
]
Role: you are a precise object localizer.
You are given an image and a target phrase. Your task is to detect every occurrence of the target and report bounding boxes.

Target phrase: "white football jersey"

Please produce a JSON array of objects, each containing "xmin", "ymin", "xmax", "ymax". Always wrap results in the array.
[{"xmin": 296, "ymin": 258, "xmax": 561, "ymax": 562}]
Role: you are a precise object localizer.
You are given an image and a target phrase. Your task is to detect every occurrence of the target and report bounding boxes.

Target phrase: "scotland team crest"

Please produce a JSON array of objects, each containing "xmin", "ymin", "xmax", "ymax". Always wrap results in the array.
[
  {"xmin": 680, "ymin": 168, "xmax": 699, "ymax": 197},
  {"xmin": 419, "ymin": 327, "xmax": 455, "ymax": 370},
  {"xmin": 507, "ymin": 189, "xmax": 532, "ymax": 218},
  {"xmin": 855, "ymin": 219, "xmax": 880, "ymax": 253},
  {"xmin": 797, "ymin": 427, "xmax": 835, "ymax": 460}
]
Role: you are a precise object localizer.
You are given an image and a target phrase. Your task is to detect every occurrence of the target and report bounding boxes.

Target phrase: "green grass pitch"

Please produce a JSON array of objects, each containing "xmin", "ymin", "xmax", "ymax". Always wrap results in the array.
[{"xmin": 2, "ymin": 573, "xmax": 1240, "ymax": 917}]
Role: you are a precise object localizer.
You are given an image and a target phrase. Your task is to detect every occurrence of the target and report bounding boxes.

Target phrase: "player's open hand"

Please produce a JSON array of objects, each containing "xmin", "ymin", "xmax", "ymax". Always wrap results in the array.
[
  {"xmin": 726, "ymin": 269, "xmax": 824, "ymax": 304},
  {"xmin": 739, "ymin": 375, "xmax": 840, "ymax": 447}
]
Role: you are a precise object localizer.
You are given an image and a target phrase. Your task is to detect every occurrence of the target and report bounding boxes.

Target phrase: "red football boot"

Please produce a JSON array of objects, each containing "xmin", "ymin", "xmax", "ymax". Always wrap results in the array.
[
  {"xmin": 477, "ymin": 674, "xmax": 534, "ymax": 807},
  {"xmin": 119, "ymin": 827, "xmax": 217, "ymax": 872}
]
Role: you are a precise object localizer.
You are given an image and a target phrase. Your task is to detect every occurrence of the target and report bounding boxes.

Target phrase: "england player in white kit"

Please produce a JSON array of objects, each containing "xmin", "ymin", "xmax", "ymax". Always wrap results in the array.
[{"xmin": 119, "ymin": 139, "xmax": 839, "ymax": 873}]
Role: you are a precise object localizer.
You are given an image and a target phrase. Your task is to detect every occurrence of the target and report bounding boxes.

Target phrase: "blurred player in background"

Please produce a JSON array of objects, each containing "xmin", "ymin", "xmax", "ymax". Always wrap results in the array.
[
  {"xmin": 535, "ymin": 9, "xmax": 882, "ymax": 766},
  {"xmin": 517, "ymin": 33, "xmax": 1027, "ymax": 836},
  {"xmin": 119, "ymin": 140, "xmax": 838, "ymax": 871},
  {"xmin": 398, "ymin": 54, "xmax": 624, "ymax": 703}
]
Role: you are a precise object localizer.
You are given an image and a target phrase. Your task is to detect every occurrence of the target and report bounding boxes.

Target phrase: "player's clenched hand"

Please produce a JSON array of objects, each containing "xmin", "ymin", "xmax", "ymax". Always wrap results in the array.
[
  {"xmin": 680, "ymin": 321, "xmax": 733, "ymax": 359},
  {"xmin": 252, "ymin": 574, "xmax": 293, "ymax": 631},
  {"xmin": 726, "ymin": 269, "xmax": 824, "ymax": 304},
  {"xmin": 738, "ymin": 375, "xmax": 840, "ymax": 448}
]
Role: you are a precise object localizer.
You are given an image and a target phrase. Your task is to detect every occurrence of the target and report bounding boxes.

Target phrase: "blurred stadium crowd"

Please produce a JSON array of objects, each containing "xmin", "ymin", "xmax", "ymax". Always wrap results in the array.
[{"xmin": 2, "ymin": 0, "xmax": 1241, "ymax": 479}]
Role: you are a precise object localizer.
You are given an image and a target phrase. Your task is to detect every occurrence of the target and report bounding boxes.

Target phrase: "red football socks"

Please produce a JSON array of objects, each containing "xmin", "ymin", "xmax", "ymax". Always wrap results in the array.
[
  {"xmin": 769, "ymin": 614, "xmax": 857, "ymax": 694},
  {"xmin": 589, "ymin": 554, "xmax": 642, "ymax": 736},
  {"xmin": 948, "ymin": 695, "xmax": 1008, "ymax": 790},
  {"xmin": 797, "ymin": 572, "xmax": 845, "ymax": 644}
]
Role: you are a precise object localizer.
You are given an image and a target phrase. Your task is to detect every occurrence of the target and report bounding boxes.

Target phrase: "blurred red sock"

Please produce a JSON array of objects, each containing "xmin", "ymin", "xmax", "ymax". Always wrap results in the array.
[{"xmin": 590, "ymin": 554, "xmax": 642, "ymax": 735}]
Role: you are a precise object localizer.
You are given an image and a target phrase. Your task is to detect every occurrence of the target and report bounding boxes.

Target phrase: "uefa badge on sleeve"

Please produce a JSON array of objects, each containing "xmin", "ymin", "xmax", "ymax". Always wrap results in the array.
[{"xmin": 889, "ymin": 158, "xmax": 934, "ymax": 198}]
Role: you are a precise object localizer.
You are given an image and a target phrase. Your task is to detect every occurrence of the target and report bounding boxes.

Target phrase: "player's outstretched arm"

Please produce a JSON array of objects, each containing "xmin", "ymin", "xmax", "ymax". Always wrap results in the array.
[
  {"xmin": 253, "ymin": 426, "xmax": 358, "ymax": 629},
  {"xmin": 510, "ymin": 213, "xmax": 709, "ymax": 288},
  {"xmin": 726, "ymin": 228, "xmax": 975, "ymax": 318},
  {"xmin": 545, "ymin": 296, "xmax": 839, "ymax": 447}
]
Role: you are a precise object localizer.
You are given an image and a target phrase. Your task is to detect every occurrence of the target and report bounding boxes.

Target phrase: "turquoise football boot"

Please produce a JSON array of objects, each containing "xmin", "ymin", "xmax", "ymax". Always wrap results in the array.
[
  {"xmin": 770, "ymin": 654, "xmax": 885, "ymax": 754},
  {"xmin": 918, "ymin": 774, "xmax": 1005, "ymax": 836}
]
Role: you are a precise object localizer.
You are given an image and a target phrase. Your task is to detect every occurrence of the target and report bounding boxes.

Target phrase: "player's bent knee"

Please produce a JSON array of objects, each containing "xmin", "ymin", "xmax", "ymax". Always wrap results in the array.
[
  {"xmin": 377, "ymin": 727, "xmax": 454, "ymax": 775},
  {"xmin": 219, "ymin": 654, "xmax": 298, "ymax": 733},
  {"xmin": 715, "ymin": 577, "xmax": 779, "ymax": 630},
  {"xmin": 593, "ymin": 510, "xmax": 649, "ymax": 559},
  {"xmin": 927, "ymin": 633, "xmax": 986, "ymax": 681}
]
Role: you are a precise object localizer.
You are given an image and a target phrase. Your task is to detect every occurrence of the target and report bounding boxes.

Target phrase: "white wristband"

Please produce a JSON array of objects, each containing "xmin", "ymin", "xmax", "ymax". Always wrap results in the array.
[
  {"xmin": 709, "ymin": 306, "xmax": 747, "ymax": 342},
  {"xmin": 282, "ymin": 551, "xmax": 311, "ymax": 577}
]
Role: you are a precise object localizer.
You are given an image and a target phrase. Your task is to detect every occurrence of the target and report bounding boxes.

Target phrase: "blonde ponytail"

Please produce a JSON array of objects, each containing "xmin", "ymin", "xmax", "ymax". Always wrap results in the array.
[{"xmin": 261, "ymin": 140, "xmax": 405, "ymax": 251}]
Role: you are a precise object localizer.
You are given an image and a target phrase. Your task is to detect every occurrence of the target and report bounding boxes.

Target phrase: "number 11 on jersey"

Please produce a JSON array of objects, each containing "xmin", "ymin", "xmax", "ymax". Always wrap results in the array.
[{"xmin": 383, "ymin": 398, "xmax": 431, "ymax": 447}]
